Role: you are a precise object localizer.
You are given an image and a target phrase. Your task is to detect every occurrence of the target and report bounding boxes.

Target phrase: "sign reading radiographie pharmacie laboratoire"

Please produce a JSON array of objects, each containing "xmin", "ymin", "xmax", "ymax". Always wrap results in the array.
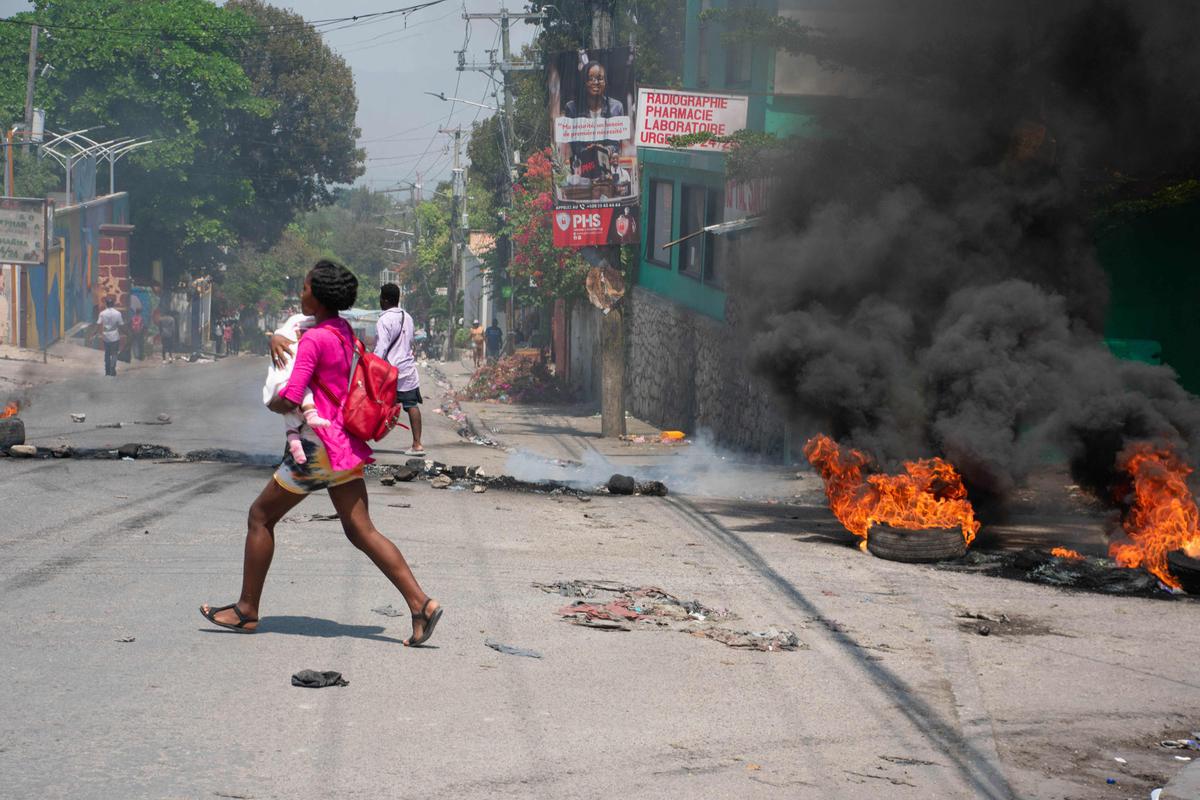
[
  {"xmin": 635, "ymin": 88, "xmax": 749, "ymax": 151},
  {"xmin": 548, "ymin": 47, "xmax": 639, "ymax": 248},
  {"xmin": 0, "ymin": 198, "xmax": 48, "ymax": 265}
]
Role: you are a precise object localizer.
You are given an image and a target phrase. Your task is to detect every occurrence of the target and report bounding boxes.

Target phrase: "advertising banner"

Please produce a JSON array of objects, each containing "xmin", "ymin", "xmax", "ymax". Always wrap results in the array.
[
  {"xmin": 636, "ymin": 88, "xmax": 749, "ymax": 151},
  {"xmin": 548, "ymin": 47, "xmax": 638, "ymax": 248},
  {"xmin": 0, "ymin": 198, "xmax": 48, "ymax": 265}
]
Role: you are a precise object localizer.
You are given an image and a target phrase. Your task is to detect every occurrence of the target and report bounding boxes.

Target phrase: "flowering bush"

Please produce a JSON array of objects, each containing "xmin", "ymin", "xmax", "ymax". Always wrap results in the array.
[{"xmin": 505, "ymin": 148, "xmax": 590, "ymax": 308}]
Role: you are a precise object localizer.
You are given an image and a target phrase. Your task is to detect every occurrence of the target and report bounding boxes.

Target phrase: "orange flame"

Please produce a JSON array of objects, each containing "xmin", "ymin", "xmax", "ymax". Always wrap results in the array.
[
  {"xmin": 0, "ymin": 401, "xmax": 18, "ymax": 419},
  {"xmin": 1050, "ymin": 547, "xmax": 1084, "ymax": 560},
  {"xmin": 1108, "ymin": 443, "xmax": 1200, "ymax": 589},
  {"xmin": 804, "ymin": 434, "xmax": 980, "ymax": 546}
]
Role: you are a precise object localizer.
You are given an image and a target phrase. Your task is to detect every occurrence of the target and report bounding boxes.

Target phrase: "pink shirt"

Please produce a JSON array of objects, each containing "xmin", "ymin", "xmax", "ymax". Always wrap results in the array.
[{"xmin": 280, "ymin": 317, "xmax": 373, "ymax": 471}]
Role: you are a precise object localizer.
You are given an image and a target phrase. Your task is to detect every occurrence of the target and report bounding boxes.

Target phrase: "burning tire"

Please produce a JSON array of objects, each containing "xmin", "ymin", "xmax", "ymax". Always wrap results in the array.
[
  {"xmin": 0, "ymin": 417, "xmax": 24, "ymax": 449},
  {"xmin": 1167, "ymin": 551, "xmax": 1200, "ymax": 595},
  {"xmin": 866, "ymin": 526, "xmax": 967, "ymax": 563}
]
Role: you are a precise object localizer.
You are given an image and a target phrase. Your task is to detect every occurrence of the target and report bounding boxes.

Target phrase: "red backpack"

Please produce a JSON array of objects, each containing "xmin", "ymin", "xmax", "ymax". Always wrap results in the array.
[{"xmin": 315, "ymin": 325, "xmax": 407, "ymax": 441}]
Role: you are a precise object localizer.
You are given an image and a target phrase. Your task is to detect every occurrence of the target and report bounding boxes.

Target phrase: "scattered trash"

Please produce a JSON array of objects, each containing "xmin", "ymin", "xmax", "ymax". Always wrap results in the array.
[
  {"xmin": 1151, "ymin": 789, "xmax": 1163, "ymax": 800},
  {"xmin": 69, "ymin": 413, "xmax": 86, "ymax": 423},
  {"xmin": 379, "ymin": 475, "xmax": 397, "ymax": 486},
  {"xmin": 691, "ymin": 627, "xmax": 802, "ymax": 652},
  {"xmin": 50, "ymin": 444, "xmax": 72, "ymax": 458},
  {"xmin": 115, "ymin": 636, "xmax": 136, "ymax": 643},
  {"xmin": 291, "ymin": 670, "xmax": 349, "ymax": 688},
  {"xmin": 1114, "ymin": 757, "xmax": 1127, "ymax": 764},
  {"xmin": 8, "ymin": 444, "xmax": 36, "ymax": 457},
  {"xmin": 977, "ymin": 625, "xmax": 991, "ymax": 636},
  {"xmin": 484, "ymin": 639, "xmax": 542, "ymax": 659},
  {"xmin": 157, "ymin": 413, "xmax": 171, "ymax": 422},
  {"xmin": 387, "ymin": 503, "xmax": 412, "ymax": 509},
  {"xmin": 619, "ymin": 434, "xmax": 648, "ymax": 444},
  {"xmin": 431, "ymin": 475, "xmax": 453, "ymax": 489},
  {"xmin": 1175, "ymin": 756, "xmax": 1193, "ymax": 761},
  {"xmin": 371, "ymin": 604, "xmax": 406, "ymax": 617},
  {"xmin": 660, "ymin": 430, "xmax": 686, "ymax": 442},
  {"xmin": 459, "ymin": 353, "xmax": 573, "ymax": 404},
  {"xmin": 473, "ymin": 484, "xmax": 488, "ymax": 494},
  {"xmin": 449, "ymin": 465, "xmax": 468, "ymax": 479},
  {"xmin": 95, "ymin": 422, "xmax": 123, "ymax": 429},
  {"xmin": 1161, "ymin": 739, "xmax": 1200, "ymax": 751},
  {"xmin": 636, "ymin": 480, "xmax": 669, "ymax": 497},
  {"xmin": 533, "ymin": 579, "xmax": 635, "ymax": 598},
  {"xmin": 116, "ymin": 443, "xmax": 176, "ymax": 460},
  {"xmin": 1106, "ymin": 778, "xmax": 1117, "ymax": 785}
]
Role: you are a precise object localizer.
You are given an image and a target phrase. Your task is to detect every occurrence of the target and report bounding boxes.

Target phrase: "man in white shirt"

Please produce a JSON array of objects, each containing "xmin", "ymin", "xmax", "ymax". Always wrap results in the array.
[
  {"xmin": 374, "ymin": 283, "xmax": 425, "ymax": 456},
  {"xmin": 95, "ymin": 296, "xmax": 124, "ymax": 376}
]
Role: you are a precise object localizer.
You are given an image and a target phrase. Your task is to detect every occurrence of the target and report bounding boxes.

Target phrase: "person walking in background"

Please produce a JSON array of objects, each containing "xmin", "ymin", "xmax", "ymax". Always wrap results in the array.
[
  {"xmin": 485, "ymin": 318, "xmax": 504, "ymax": 363},
  {"xmin": 222, "ymin": 320, "xmax": 233, "ymax": 356},
  {"xmin": 375, "ymin": 283, "xmax": 426, "ymax": 457},
  {"xmin": 469, "ymin": 319, "xmax": 485, "ymax": 369},
  {"xmin": 230, "ymin": 317, "xmax": 242, "ymax": 355},
  {"xmin": 130, "ymin": 307, "xmax": 145, "ymax": 361},
  {"xmin": 159, "ymin": 311, "xmax": 176, "ymax": 362},
  {"xmin": 95, "ymin": 296, "xmax": 123, "ymax": 377},
  {"xmin": 200, "ymin": 260, "xmax": 442, "ymax": 647}
]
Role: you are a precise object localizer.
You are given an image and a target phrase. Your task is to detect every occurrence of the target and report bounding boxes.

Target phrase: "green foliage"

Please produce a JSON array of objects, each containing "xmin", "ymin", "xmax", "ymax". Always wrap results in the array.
[
  {"xmin": 0, "ymin": 0, "xmax": 362, "ymax": 282},
  {"xmin": 12, "ymin": 149, "xmax": 60, "ymax": 198},
  {"xmin": 667, "ymin": 129, "xmax": 784, "ymax": 179}
]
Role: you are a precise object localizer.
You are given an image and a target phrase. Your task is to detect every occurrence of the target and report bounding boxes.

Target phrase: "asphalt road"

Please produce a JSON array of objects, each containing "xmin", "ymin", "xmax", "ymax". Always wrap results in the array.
[{"xmin": 2, "ymin": 355, "xmax": 1198, "ymax": 799}]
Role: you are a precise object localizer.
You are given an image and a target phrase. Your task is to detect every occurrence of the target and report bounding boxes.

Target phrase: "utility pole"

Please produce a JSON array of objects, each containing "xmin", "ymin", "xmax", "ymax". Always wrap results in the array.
[
  {"xmin": 22, "ymin": 25, "xmax": 38, "ymax": 154},
  {"xmin": 440, "ymin": 126, "xmax": 463, "ymax": 362},
  {"xmin": 589, "ymin": 0, "xmax": 627, "ymax": 438},
  {"xmin": 461, "ymin": 6, "xmax": 545, "ymax": 353}
]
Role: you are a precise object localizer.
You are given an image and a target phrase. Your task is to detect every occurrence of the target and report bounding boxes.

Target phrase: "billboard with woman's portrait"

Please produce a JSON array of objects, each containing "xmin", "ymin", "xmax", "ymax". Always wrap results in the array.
[{"xmin": 548, "ymin": 48, "xmax": 639, "ymax": 248}]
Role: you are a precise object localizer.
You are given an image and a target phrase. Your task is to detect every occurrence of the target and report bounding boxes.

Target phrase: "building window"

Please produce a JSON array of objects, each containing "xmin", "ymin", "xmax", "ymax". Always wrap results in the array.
[
  {"xmin": 724, "ymin": 0, "xmax": 754, "ymax": 87},
  {"xmin": 680, "ymin": 185, "xmax": 724, "ymax": 283},
  {"xmin": 646, "ymin": 179, "xmax": 673, "ymax": 267}
]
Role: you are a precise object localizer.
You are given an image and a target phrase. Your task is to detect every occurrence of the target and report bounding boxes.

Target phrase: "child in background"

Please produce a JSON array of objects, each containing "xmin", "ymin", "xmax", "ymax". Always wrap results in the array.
[{"xmin": 262, "ymin": 313, "xmax": 330, "ymax": 465}]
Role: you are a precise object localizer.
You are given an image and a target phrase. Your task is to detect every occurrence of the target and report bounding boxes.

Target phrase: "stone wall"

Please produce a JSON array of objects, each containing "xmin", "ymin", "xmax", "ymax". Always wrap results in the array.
[
  {"xmin": 627, "ymin": 286, "xmax": 786, "ymax": 455},
  {"xmin": 96, "ymin": 224, "xmax": 133, "ymax": 310}
]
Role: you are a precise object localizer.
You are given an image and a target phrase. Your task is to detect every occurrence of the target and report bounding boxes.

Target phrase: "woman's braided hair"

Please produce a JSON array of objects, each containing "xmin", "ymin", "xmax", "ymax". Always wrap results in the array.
[{"xmin": 308, "ymin": 260, "xmax": 358, "ymax": 312}]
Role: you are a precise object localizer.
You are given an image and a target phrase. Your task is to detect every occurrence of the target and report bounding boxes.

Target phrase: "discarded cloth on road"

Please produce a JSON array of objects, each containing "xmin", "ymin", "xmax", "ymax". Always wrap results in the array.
[
  {"xmin": 484, "ymin": 639, "xmax": 543, "ymax": 659},
  {"xmin": 291, "ymin": 670, "xmax": 349, "ymax": 688}
]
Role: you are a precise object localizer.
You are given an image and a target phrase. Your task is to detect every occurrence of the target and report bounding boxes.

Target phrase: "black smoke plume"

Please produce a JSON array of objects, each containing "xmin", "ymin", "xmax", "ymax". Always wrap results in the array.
[{"xmin": 737, "ymin": 1, "xmax": 1200, "ymax": 501}]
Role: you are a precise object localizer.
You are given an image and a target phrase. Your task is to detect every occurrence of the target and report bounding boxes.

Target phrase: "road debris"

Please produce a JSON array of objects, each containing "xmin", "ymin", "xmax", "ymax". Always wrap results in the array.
[
  {"xmin": 8, "ymin": 444, "xmax": 36, "ymax": 457},
  {"xmin": 95, "ymin": 422, "xmax": 123, "ymax": 428},
  {"xmin": 484, "ymin": 640, "xmax": 542, "ymax": 659},
  {"xmin": 607, "ymin": 474, "xmax": 636, "ymax": 495},
  {"xmin": 431, "ymin": 474, "xmax": 453, "ymax": 489},
  {"xmin": 690, "ymin": 627, "xmax": 802, "ymax": 652},
  {"xmin": 473, "ymin": 484, "xmax": 487, "ymax": 494},
  {"xmin": 115, "ymin": 636, "xmax": 136, "ymax": 643},
  {"xmin": 282, "ymin": 513, "xmax": 339, "ymax": 523},
  {"xmin": 387, "ymin": 503, "xmax": 412, "ymax": 508},
  {"xmin": 371, "ymin": 604, "xmax": 406, "ymax": 617},
  {"xmin": 69, "ymin": 412, "xmax": 86, "ymax": 423},
  {"xmin": 1161, "ymin": 739, "xmax": 1200, "ymax": 751},
  {"xmin": 938, "ymin": 548, "xmax": 1167, "ymax": 596},
  {"xmin": 290, "ymin": 670, "xmax": 348, "ymax": 688}
]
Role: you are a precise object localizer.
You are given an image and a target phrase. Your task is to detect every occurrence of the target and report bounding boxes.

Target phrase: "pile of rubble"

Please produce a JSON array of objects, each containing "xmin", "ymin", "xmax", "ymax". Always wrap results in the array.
[{"xmin": 458, "ymin": 353, "xmax": 573, "ymax": 404}]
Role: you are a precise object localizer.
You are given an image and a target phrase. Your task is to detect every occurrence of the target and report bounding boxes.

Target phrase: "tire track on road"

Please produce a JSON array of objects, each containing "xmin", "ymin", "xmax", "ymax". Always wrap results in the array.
[{"xmin": 2, "ymin": 469, "xmax": 247, "ymax": 593}]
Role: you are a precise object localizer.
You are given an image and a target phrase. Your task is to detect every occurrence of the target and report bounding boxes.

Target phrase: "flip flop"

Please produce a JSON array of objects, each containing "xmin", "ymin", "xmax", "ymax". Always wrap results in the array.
[
  {"xmin": 199, "ymin": 602, "xmax": 258, "ymax": 633},
  {"xmin": 405, "ymin": 599, "xmax": 443, "ymax": 647}
]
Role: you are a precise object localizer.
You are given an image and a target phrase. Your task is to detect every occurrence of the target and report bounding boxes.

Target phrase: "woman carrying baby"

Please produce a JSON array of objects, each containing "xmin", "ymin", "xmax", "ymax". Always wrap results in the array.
[{"xmin": 200, "ymin": 260, "xmax": 443, "ymax": 647}]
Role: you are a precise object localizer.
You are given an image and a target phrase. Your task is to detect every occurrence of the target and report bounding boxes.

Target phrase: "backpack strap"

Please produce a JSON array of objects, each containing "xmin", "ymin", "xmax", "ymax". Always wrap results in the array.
[{"xmin": 311, "ymin": 322, "xmax": 362, "ymax": 407}]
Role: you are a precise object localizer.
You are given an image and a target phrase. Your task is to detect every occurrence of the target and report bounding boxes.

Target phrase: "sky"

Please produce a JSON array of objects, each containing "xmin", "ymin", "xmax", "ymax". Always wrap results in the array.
[{"xmin": 0, "ymin": 0, "xmax": 537, "ymax": 192}]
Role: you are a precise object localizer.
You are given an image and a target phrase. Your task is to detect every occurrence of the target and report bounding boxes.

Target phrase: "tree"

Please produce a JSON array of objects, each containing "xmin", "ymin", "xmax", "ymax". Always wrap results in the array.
[
  {"xmin": 503, "ymin": 149, "xmax": 589, "ymax": 310},
  {"xmin": 225, "ymin": 0, "xmax": 365, "ymax": 245}
]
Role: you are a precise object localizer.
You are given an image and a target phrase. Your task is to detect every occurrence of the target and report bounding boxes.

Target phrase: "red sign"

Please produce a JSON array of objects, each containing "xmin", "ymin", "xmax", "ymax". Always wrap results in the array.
[{"xmin": 550, "ymin": 206, "xmax": 640, "ymax": 248}]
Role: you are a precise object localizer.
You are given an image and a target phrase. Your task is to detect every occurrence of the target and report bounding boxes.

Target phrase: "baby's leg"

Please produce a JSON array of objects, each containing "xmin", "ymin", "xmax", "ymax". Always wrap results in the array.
[
  {"xmin": 283, "ymin": 410, "xmax": 307, "ymax": 464},
  {"xmin": 300, "ymin": 388, "xmax": 330, "ymax": 428}
]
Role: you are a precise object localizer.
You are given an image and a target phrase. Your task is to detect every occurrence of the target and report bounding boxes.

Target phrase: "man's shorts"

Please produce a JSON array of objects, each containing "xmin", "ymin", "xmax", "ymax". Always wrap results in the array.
[{"xmin": 397, "ymin": 386, "xmax": 423, "ymax": 410}]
